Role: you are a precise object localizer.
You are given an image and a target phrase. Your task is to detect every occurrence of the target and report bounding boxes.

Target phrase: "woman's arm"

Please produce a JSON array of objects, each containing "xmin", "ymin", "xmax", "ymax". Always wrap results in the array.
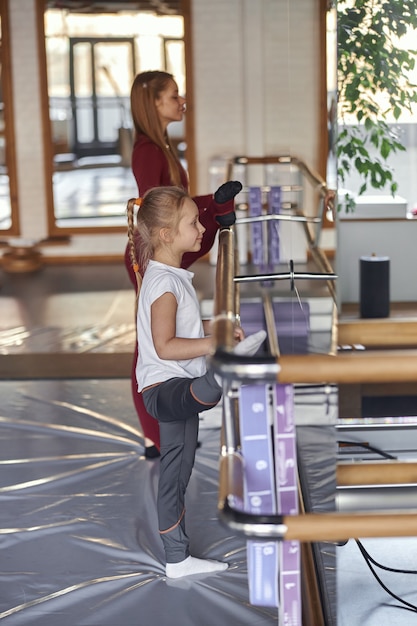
[
  {"xmin": 182, "ymin": 183, "xmax": 241, "ymax": 268},
  {"xmin": 151, "ymin": 292, "xmax": 212, "ymax": 360}
]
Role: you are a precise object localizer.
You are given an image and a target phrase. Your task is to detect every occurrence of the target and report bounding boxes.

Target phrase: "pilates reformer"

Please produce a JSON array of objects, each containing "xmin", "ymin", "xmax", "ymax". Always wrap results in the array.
[{"xmin": 209, "ymin": 155, "xmax": 417, "ymax": 625}]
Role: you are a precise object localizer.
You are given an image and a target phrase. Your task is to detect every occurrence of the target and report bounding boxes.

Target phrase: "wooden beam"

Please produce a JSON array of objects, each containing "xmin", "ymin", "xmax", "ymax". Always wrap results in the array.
[
  {"xmin": 277, "ymin": 350, "xmax": 417, "ymax": 384},
  {"xmin": 0, "ymin": 353, "xmax": 132, "ymax": 379},
  {"xmin": 338, "ymin": 318, "xmax": 417, "ymax": 348},
  {"xmin": 337, "ymin": 461, "xmax": 417, "ymax": 487},
  {"xmin": 284, "ymin": 511, "xmax": 417, "ymax": 542}
]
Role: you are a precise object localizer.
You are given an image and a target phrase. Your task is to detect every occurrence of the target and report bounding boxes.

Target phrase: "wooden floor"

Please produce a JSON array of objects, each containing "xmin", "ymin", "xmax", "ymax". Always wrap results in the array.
[
  {"xmin": 0, "ymin": 261, "xmax": 136, "ymax": 378},
  {"xmin": 0, "ymin": 257, "xmax": 334, "ymax": 378}
]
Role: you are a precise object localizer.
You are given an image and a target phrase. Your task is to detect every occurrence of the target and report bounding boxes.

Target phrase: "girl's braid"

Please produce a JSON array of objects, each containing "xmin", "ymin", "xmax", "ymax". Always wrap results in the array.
[{"xmin": 126, "ymin": 198, "xmax": 142, "ymax": 297}]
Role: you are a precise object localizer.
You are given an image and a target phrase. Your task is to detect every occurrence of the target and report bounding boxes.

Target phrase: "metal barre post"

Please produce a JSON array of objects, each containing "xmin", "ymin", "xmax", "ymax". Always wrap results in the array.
[{"xmin": 212, "ymin": 227, "xmax": 238, "ymax": 352}]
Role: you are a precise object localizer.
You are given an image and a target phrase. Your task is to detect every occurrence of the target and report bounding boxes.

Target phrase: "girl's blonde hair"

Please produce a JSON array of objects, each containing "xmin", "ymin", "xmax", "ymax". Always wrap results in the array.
[
  {"xmin": 126, "ymin": 186, "xmax": 189, "ymax": 291},
  {"xmin": 130, "ymin": 70, "xmax": 183, "ymax": 186}
]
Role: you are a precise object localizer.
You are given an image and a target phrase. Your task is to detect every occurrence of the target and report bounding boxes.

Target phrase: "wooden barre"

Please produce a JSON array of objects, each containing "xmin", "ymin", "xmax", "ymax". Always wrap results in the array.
[
  {"xmin": 337, "ymin": 461, "xmax": 417, "ymax": 486},
  {"xmin": 284, "ymin": 511, "xmax": 417, "ymax": 542},
  {"xmin": 219, "ymin": 497, "xmax": 417, "ymax": 542},
  {"xmin": 211, "ymin": 349, "xmax": 417, "ymax": 385},
  {"xmin": 338, "ymin": 318, "xmax": 417, "ymax": 348},
  {"xmin": 219, "ymin": 457, "xmax": 417, "ymax": 542},
  {"xmin": 276, "ymin": 350, "xmax": 417, "ymax": 384}
]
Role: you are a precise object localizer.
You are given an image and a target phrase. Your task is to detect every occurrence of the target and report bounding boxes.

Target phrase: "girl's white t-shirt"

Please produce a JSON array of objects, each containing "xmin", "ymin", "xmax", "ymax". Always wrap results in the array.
[{"xmin": 135, "ymin": 260, "xmax": 206, "ymax": 392}]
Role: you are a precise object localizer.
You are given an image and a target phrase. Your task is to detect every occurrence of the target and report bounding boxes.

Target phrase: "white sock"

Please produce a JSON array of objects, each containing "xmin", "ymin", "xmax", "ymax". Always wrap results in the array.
[
  {"xmin": 234, "ymin": 330, "xmax": 267, "ymax": 356},
  {"xmin": 214, "ymin": 330, "xmax": 267, "ymax": 386},
  {"xmin": 165, "ymin": 555, "xmax": 228, "ymax": 579}
]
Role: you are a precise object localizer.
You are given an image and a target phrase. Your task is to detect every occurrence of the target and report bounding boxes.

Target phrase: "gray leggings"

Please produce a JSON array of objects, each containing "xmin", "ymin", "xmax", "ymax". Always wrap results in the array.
[{"xmin": 142, "ymin": 370, "xmax": 221, "ymax": 563}]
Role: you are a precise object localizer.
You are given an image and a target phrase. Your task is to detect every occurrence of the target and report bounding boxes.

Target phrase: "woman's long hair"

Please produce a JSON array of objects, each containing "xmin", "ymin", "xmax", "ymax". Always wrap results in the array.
[{"xmin": 130, "ymin": 70, "xmax": 183, "ymax": 186}]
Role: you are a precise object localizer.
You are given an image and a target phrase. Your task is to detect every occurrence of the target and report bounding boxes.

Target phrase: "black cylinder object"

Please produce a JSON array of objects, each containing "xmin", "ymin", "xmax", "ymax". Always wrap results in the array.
[{"xmin": 360, "ymin": 255, "xmax": 390, "ymax": 318}]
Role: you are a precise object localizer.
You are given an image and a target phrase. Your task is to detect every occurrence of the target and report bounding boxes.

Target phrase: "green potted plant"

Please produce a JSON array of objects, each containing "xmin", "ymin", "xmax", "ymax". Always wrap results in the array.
[{"xmin": 336, "ymin": 0, "xmax": 417, "ymax": 212}]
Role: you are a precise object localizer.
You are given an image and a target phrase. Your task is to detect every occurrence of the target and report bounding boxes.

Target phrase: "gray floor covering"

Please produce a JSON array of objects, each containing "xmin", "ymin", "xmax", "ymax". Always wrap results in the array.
[
  {"xmin": 1, "ymin": 262, "xmax": 417, "ymax": 624},
  {"xmin": 337, "ymin": 537, "xmax": 417, "ymax": 626},
  {"xmin": 0, "ymin": 378, "xmax": 280, "ymax": 625},
  {"xmin": 0, "ymin": 264, "xmax": 283, "ymax": 624}
]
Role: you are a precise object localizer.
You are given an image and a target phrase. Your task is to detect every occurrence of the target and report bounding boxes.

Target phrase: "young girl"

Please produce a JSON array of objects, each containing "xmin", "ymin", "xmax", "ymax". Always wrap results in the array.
[{"xmin": 126, "ymin": 186, "xmax": 265, "ymax": 579}]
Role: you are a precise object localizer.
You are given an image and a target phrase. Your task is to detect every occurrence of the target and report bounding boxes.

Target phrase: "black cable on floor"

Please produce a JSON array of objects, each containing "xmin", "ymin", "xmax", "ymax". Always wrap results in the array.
[
  {"xmin": 356, "ymin": 539, "xmax": 417, "ymax": 575},
  {"xmin": 338, "ymin": 438, "xmax": 416, "ymax": 611},
  {"xmin": 337, "ymin": 440, "xmax": 397, "ymax": 460},
  {"xmin": 355, "ymin": 539, "xmax": 417, "ymax": 613}
]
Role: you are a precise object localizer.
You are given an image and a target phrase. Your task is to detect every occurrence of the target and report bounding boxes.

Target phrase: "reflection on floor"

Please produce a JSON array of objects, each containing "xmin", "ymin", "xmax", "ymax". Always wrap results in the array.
[
  {"xmin": 1, "ymin": 161, "xmax": 138, "ymax": 231},
  {"xmin": 52, "ymin": 153, "xmax": 186, "ymax": 229},
  {"xmin": 2, "ymin": 154, "xmax": 190, "ymax": 231},
  {"xmin": 53, "ymin": 164, "xmax": 138, "ymax": 228}
]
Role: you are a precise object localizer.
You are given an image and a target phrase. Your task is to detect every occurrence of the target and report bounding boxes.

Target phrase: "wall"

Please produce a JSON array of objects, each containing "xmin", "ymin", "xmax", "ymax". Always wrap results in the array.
[
  {"xmin": 192, "ymin": 0, "xmax": 322, "ymax": 263},
  {"xmin": 9, "ymin": 0, "xmax": 48, "ymax": 242},
  {"xmin": 191, "ymin": 0, "xmax": 321, "ymax": 193},
  {"xmin": 337, "ymin": 217, "xmax": 417, "ymax": 304}
]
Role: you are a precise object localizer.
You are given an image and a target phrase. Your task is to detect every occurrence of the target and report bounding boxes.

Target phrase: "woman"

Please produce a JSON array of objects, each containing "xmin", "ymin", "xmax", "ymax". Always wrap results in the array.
[{"xmin": 125, "ymin": 70, "xmax": 241, "ymax": 457}]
